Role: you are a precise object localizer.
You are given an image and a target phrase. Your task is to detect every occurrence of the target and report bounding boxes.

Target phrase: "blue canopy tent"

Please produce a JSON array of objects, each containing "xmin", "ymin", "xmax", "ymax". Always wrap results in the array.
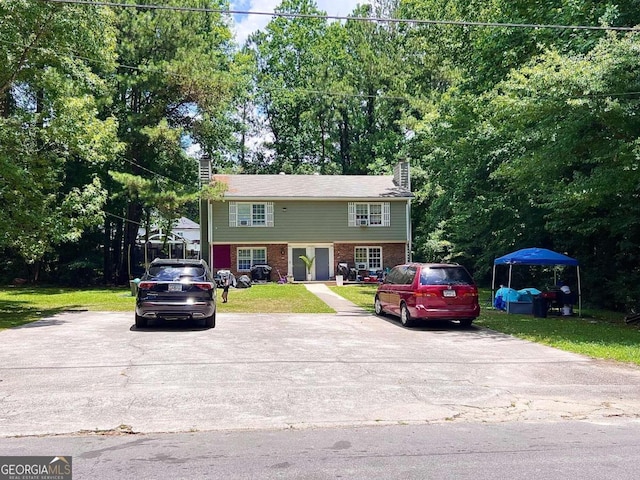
[{"xmin": 492, "ymin": 248, "xmax": 581, "ymax": 316}]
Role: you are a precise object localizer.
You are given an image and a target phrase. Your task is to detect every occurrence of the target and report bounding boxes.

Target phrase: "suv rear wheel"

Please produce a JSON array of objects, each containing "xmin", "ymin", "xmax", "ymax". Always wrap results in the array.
[
  {"xmin": 135, "ymin": 314, "xmax": 148, "ymax": 329},
  {"xmin": 203, "ymin": 312, "xmax": 216, "ymax": 329}
]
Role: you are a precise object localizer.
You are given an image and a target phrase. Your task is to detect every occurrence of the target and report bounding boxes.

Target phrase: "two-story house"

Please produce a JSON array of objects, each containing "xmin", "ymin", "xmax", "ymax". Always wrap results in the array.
[{"xmin": 200, "ymin": 162, "xmax": 413, "ymax": 281}]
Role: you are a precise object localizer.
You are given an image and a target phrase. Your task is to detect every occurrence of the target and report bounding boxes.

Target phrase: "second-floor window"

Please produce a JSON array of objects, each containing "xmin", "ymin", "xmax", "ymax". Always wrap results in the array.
[
  {"xmin": 229, "ymin": 202, "xmax": 274, "ymax": 227},
  {"xmin": 348, "ymin": 202, "xmax": 390, "ymax": 227}
]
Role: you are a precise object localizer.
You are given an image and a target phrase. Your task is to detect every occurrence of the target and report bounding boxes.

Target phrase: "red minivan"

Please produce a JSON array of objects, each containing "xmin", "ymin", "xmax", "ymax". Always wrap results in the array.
[{"xmin": 374, "ymin": 263, "xmax": 480, "ymax": 327}]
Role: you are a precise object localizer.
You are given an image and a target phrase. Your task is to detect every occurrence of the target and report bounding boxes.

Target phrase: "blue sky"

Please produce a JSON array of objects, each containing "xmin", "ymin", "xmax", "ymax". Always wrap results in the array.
[{"xmin": 230, "ymin": 0, "xmax": 370, "ymax": 45}]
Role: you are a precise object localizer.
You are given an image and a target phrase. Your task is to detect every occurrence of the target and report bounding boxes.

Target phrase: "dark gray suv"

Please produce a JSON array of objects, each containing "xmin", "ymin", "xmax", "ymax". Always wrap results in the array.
[{"xmin": 135, "ymin": 258, "xmax": 216, "ymax": 328}]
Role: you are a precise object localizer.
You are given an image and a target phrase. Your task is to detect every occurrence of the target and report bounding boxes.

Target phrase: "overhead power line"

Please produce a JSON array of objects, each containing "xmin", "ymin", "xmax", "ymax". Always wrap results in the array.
[
  {"xmin": 122, "ymin": 158, "xmax": 195, "ymax": 190},
  {"xmin": 105, "ymin": 211, "xmax": 142, "ymax": 226},
  {"xmin": 41, "ymin": 0, "xmax": 640, "ymax": 32}
]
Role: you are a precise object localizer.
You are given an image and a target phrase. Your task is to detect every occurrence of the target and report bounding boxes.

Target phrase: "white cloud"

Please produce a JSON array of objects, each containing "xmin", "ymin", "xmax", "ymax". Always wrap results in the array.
[{"xmin": 231, "ymin": 0, "xmax": 370, "ymax": 46}]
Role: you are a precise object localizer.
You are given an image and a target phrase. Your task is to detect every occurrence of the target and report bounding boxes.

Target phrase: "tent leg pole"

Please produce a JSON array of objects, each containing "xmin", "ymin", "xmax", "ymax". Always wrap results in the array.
[
  {"xmin": 491, "ymin": 264, "xmax": 496, "ymax": 307},
  {"xmin": 507, "ymin": 265, "xmax": 513, "ymax": 313},
  {"xmin": 577, "ymin": 266, "xmax": 582, "ymax": 317}
]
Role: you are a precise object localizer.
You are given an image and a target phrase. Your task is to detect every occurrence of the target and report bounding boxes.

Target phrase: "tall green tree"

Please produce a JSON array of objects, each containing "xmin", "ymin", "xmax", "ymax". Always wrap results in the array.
[
  {"xmin": 404, "ymin": 1, "xmax": 640, "ymax": 308},
  {"xmin": 399, "ymin": 0, "xmax": 633, "ymax": 93},
  {"xmin": 249, "ymin": 0, "xmax": 331, "ymax": 173},
  {"xmin": 248, "ymin": 0, "xmax": 411, "ymax": 175},
  {"xmin": 487, "ymin": 33, "xmax": 640, "ymax": 306},
  {"xmin": 340, "ymin": 0, "xmax": 410, "ymax": 175},
  {"xmin": 0, "ymin": 0, "xmax": 120, "ymax": 281},
  {"xmin": 401, "ymin": 0, "xmax": 635, "ymax": 258},
  {"xmin": 105, "ymin": 0, "xmax": 238, "ymax": 283}
]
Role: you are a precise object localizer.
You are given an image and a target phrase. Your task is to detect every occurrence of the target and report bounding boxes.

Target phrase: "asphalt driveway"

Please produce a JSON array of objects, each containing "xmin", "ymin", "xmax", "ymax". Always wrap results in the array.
[{"xmin": 2, "ymin": 296, "xmax": 640, "ymax": 437}]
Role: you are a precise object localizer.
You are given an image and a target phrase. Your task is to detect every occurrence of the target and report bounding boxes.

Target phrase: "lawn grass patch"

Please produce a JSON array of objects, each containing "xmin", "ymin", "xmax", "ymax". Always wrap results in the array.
[
  {"xmin": 476, "ymin": 311, "xmax": 640, "ymax": 365},
  {"xmin": 218, "ymin": 283, "xmax": 334, "ymax": 314},
  {"xmin": 328, "ymin": 284, "xmax": 377, "ymax": 313},
  {"xmin": 0, "ymin": 283, "xmax": 333, "ymax": 330},
  {"xmin": 0, "ymin": 286, "xmax": 134, "ymax": 329}
]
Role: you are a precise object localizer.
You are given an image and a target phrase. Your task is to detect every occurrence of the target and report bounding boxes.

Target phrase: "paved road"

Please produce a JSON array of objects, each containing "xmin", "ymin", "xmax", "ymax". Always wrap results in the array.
[
  {"xmin": 2, "ymin": 421, "xmax": 640, "ymax": 480},
  {"xmin": 1, "ymin": 284, "xmax": 640, "ymax": 437}
]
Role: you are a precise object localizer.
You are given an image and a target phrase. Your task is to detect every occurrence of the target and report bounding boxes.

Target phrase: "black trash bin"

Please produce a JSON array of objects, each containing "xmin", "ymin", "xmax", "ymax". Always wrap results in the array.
[{"xmin": 533, "ymin": 295, "xmax": 548, "ymax": 318}]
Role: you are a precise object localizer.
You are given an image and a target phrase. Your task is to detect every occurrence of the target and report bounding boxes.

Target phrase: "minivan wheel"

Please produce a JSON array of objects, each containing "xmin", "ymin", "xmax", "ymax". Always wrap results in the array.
[
  {"xmin": 374, "ymin": 296, "xmax": 384, "ymax": 316},
  {"xmin": 400, "ymin": 303, "xmax": 414, "ymax": 327},
  {"xmin": 135, "ymin": 314, "xmax": 148, "ymax": 329}
]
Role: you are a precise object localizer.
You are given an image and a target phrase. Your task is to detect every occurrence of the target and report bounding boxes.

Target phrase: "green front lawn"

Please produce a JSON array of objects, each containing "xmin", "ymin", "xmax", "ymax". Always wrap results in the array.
[
  {"xmin": 328, "ymin": 284, "xmax": 377, "ymax": 313},
  {"xmin": 217, "ymin": 283, "xmax": 334, "ymax": 314},
  {"xmin": 0, "ymin": 287, "xmax": 136, "ymax": 329},
  {"xmin": 0, "ymin": 283, "xmax": 333, "ymax": 330}
]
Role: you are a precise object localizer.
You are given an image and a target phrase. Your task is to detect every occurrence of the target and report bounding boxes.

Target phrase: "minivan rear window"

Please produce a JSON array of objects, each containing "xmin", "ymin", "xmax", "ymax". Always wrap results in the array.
[{"xmin": 419, "ymin": 266, "xmax": 473, "ymax": 286}]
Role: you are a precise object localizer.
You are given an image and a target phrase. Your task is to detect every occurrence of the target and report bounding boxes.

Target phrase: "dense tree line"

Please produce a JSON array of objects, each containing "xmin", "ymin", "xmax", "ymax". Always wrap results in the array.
[
  {"xmin": 1, "ymin": 0, "xmax": 237, "ymax": 284},
  {"xmin": 1, "ymin": 0, "xmax": 639, "ymax": 309}
]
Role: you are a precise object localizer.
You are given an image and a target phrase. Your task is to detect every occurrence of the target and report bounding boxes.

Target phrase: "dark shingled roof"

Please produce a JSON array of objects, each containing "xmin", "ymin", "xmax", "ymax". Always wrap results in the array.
[{"xmin": 212, "ymin": 174, "xmax": 412, "ymax": 200}]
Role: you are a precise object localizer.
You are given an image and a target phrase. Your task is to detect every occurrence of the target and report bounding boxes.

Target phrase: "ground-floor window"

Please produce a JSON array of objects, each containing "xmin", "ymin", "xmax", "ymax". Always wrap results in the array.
[
  {"xmin": 237, "ymin": 247, "xmax": 267, "ymax": 271},
  {"xmin": 355, "ymin": 246, "xmax": 382, "ymax": 270}
]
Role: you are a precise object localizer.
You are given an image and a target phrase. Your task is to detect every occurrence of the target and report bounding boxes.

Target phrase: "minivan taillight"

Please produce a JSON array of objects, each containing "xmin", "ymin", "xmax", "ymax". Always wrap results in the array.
[{"xmin": 415, "ymin": 291, "xmax": 437, "ymax": 298}]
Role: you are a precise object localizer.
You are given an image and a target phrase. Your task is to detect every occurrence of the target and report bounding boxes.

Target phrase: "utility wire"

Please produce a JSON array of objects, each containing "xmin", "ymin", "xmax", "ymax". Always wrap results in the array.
[
  {"xmin": 121, "ymin": 158, "xmax": 197, "ymax": 190},
  {"xmin": 105, "ymin": 211, "xmax": 142, "ymax": 225},
  {"xmin": 41, "ymin": 0, "xmax": 640, "ymax": 32}
]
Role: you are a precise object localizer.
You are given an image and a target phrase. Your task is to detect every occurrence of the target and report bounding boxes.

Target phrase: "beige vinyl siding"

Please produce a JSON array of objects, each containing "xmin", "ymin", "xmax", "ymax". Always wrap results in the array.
[{"xmin": 210, "ymin": 200, "xmax": 408, "ymax": 243}]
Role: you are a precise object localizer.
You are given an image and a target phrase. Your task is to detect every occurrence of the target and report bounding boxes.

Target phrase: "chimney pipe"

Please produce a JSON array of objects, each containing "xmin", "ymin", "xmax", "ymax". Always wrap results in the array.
[{"xmin": 393, "ymin": 160, "xmax": 410, "ymax": 191}]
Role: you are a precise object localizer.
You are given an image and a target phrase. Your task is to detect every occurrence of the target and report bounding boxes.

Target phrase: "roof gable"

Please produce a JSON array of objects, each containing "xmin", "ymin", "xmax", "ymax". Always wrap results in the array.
[{"xmin": 174, "ymin": 217, "xmax": 199, "ymax": 229}]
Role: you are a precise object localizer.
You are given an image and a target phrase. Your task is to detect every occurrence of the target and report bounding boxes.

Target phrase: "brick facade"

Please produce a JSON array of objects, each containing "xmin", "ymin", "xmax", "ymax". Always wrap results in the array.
[
  {"xmin": 334, "ymin": 242, "xmax": 407, "ymax": 271},
  {"xmin": 221, "ymin": 243, "xmax": 288, "ymax": 281},
  {"xmin": 215, "ymin": 242, "xmax": 407, "ymax": 281}
]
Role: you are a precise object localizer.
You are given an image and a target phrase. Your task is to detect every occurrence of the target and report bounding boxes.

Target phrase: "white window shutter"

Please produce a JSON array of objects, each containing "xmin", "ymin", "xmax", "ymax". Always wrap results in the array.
[
  {"xmin": 348, "ymin": 202, "xmax": 356, "ymax": 227},
  {"xmin": 229, "ymin": 202, "xmax": 237, "ymax": 227},
  {"xmin": 383, "ymin": 202, "xmax": 390, "ymax": 226},
  {"xmin": 266, "ymin": 202, "xmax": 274, "ymax": 227}
]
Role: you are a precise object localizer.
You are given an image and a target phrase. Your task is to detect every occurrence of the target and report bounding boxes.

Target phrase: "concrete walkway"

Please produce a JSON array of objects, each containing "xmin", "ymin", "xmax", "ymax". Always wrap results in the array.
[{"xmin": 304, "ymin": 283, "xmax": 371, "ymax": 316}]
